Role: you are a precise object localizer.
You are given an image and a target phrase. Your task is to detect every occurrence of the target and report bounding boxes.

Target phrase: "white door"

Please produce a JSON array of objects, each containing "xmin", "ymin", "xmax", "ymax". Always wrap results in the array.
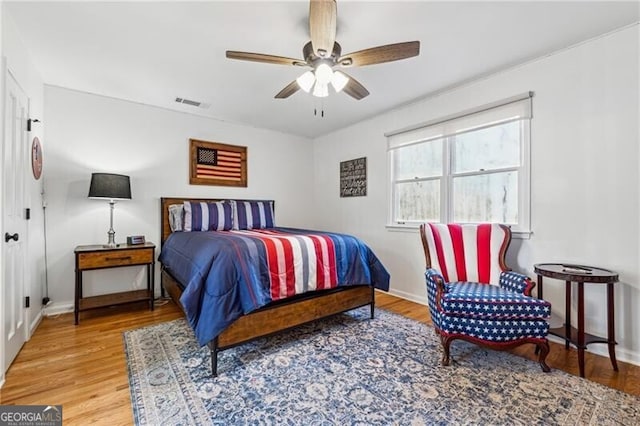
[{"xmin": 3, "ymin": 71, "xmax": 28, "ymax": 371}]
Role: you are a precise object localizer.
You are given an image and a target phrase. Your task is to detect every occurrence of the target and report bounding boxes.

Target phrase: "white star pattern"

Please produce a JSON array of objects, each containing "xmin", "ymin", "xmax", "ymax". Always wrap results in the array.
[{"xmin": 425, "ymin": 267, "xmax": 551, "ymax": 341}]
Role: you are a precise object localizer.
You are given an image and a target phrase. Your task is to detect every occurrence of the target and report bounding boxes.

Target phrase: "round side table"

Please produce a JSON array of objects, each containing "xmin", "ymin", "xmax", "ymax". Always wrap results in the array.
[{"xmin": 534, "ymin": 263, "xmax": 618, "ymax": 378}]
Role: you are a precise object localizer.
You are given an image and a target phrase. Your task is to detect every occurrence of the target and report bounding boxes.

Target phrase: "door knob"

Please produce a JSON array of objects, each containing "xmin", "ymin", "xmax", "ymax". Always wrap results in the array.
[{"xmin": 4, "ymin": 232, "xmax": 19, "ymax": 242}]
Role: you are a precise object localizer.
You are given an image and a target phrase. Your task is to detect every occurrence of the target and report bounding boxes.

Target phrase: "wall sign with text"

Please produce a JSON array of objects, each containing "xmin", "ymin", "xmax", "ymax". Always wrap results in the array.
[{"xmin": 340, "ymin": 157, "xmax": 367, "ymax": 197}]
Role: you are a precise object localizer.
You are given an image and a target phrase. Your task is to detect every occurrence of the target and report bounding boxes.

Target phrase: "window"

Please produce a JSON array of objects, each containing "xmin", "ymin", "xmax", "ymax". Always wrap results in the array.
[{"xmin": 387, "ymin": 93, "xmax": 532, "ymax": 233}]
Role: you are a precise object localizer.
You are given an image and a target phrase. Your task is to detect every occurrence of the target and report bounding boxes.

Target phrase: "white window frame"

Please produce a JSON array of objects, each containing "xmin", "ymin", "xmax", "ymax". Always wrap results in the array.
[{"xmin": 386, "ymin": 93, "xmax": 532, "ymax": 237}]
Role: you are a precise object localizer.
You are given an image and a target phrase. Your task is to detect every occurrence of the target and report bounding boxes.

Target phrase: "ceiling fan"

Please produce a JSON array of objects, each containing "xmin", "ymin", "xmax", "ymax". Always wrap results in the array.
[{"xmin": 226, "ymin": 0, "xmax": 420, "ymax": 100}]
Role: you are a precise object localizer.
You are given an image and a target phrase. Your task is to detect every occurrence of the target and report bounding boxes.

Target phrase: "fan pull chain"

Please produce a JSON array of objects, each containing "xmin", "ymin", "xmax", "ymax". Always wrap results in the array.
[{"xmin": 313, "ymin": 100, "xmax": 325, "ymax": 118}]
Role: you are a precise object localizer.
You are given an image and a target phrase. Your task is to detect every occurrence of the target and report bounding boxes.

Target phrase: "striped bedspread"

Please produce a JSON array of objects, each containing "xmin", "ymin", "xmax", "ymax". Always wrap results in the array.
[
  {"xmin": 159, "ymin": 228, "xmax": 390, "ymax": 346},
  {"xmin": 235, "ymin": 229, "xmax": 340, "ymax": 300}
]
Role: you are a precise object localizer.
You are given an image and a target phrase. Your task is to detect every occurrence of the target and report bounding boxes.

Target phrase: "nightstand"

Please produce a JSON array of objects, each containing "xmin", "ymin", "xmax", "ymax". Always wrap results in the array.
[{"xmin": 74, "ymin": 242, "xmax": 155, "ymax": 324}]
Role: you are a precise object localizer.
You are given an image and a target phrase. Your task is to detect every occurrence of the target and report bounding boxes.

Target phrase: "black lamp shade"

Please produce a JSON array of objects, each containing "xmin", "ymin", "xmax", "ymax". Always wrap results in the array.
[{"xmin": 88, "ymin": 173, "xmax": 131, "ymax": 200}]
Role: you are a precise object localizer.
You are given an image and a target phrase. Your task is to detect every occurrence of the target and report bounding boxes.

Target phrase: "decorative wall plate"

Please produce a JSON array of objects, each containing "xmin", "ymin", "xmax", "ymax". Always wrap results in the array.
[{"xmin": 31, "ymin": 137, "xmax": 43, "ymax": 180}]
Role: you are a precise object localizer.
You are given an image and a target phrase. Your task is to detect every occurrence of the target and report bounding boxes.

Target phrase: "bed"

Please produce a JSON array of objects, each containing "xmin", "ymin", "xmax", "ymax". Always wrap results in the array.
[{"xmin": 159, "ymin": 197, "xmax": 390, "ymax": 376}]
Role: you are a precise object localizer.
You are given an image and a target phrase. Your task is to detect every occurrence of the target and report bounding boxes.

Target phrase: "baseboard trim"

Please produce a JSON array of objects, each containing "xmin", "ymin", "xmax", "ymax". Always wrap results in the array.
[
  {"xmin": 548, "ymin": 335, "xmax": 640, "ymax": 367},
  {"xmin": 28, "ymin": 310, "xmax": 43, "ymax": 340},
  {"xmin": 385, "ymin": 288, "xmax": 428, "ymax": 306},
  {"xmin": 44, "ymin": 302, "xmax": 74, "ymax": 316}
]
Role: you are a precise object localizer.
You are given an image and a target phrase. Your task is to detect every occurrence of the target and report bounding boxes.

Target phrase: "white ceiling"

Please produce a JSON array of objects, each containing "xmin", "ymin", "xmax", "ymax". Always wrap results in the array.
[{"xmin": 5, "ymin": 1, "xmax": 639, "ymax": 139}]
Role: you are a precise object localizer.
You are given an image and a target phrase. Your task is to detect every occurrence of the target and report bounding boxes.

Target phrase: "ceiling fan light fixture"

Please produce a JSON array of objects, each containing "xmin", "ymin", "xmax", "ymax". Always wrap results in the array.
[
  {"xmin": 312, "ymin": 82, "xmax": 329, "ymax": 98},
  {"xmin": 314, "ymin": 63, "xmax": 334, "ymax": 86},
  {"xmin": 226, "ymin": 0, "xmax": 419, "ymax": 101},
  {"xmin": 296, "ymin": 71, "xmax": 315, "ymax": 92},
  {"xmin": 331, "ymin": 71, "xmax": 349, "ymax": 93}
]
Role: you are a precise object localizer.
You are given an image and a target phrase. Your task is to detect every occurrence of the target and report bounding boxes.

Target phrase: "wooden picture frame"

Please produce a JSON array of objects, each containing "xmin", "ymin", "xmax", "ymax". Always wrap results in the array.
[{"xmin": 189, "ymin": 138, "xmax": 247, "ymax": 187}]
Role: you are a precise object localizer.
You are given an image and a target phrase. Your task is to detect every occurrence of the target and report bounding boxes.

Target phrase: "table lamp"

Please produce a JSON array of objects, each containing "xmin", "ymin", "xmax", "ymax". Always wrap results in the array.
[{"xmin": 88, "ymin": 173, "xmax": 131, "ymax": 247}]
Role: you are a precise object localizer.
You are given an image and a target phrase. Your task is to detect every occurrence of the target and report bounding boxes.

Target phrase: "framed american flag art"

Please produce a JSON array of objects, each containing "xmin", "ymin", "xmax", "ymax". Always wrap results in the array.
[{"xmin": 189, "ymin": 139, "xmax": 247, "ymax": 187}]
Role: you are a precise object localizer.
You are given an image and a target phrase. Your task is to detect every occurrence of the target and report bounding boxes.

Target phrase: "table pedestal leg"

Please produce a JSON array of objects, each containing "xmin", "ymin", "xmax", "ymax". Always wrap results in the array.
[
  {"xmin": 537, "ymin": 275, "xmax": 543, "ymax": 299},
  {"xmin": 74, "ymin": 269, "xmax": 80, "ymax": 325},
  {"xmin": 534, "ymin": 275, "xmax": 544, "ymax": 356},
  {"xmin": 565, "ymin": 281, "xmax": 571, "ymax": 350},
  {"xmin": 577, "ymin": 282, "xmax": 585, "ymax": 378},
  {"xmin": 149, "ymin": 263, "xmax": 155, "ymax": 311},
  {"xmin": 607, "ymin": 282, "xmax": 618, "ymax": 371}
]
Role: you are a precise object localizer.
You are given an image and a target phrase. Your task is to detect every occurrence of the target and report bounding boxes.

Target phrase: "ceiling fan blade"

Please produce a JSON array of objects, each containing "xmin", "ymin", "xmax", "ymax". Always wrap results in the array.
[
  {"xmin": 309, "ymin": 0, "xmax": 337, "ymax": 58},
  {"xmin": 341, "ymin": 73, "xmax": 369, "ymax": 100},
  {"xmin": 275, "ymin": 80, "xmax": 301, "ymax": 99},
  {"xmin": 338, "ymin": 41, "xmax": 420, "ymax": 67},
  {"xmin": 226, "ymin": 51, "xmax": 306, "ymax": 67}
]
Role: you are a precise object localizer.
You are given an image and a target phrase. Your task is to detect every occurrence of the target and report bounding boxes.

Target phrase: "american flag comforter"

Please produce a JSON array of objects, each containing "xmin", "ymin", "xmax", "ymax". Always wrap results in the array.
[{"xmin": 159, "ymin": 228, "xmax": 390, "ymax": 346}]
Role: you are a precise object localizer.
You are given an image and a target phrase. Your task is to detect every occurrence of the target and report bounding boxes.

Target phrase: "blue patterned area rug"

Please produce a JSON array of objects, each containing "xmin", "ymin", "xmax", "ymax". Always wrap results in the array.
[{"xmin": 124, "ymin": 308, "xmax": 638, "ymax": 425}]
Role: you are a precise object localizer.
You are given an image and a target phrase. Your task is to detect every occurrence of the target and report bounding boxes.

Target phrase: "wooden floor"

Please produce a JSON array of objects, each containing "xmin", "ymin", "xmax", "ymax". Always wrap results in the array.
[{"xmin": 1, "ymin": 292, "xmax": 638, "ymax": 425}]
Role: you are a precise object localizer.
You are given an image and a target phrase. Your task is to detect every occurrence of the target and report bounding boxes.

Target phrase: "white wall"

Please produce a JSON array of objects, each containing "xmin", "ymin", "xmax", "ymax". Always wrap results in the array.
[
  {"xmin": 0, "ymin": 0, "xmax": 5, "ymax": 389},
  {"xmin": 43, "ymin": 86, "xmax": 314, "ymax": 312},
  {"xmin": 313, "ymin": 25, "xmax": 640, "ymax": 364},
  {"xmin": 2, "ymin": 9, "xmax": 46, "ymax": 342}
]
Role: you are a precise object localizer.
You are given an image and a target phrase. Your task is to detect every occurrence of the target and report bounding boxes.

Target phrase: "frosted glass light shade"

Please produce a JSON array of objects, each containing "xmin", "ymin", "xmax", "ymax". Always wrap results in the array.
[
  {"xmin": 331, "ymin": 71, "xmax": 349, "ymax": 93},
  {"xmin": 296, "ymin": 71, "xmax": 315, "ymax": 92},
  {"xmin": 315, "ymin": 63, "xmax": 333, "ymax": 85},
  {"xmin": 312, "ymin": 83, "xmax": 329, "ymax": 98}
]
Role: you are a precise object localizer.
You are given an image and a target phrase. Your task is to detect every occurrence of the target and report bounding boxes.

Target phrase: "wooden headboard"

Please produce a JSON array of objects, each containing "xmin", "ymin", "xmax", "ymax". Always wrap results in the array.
[{"xmin": 160, "ymin": 197, "xmax": 275, "ymax": 246}]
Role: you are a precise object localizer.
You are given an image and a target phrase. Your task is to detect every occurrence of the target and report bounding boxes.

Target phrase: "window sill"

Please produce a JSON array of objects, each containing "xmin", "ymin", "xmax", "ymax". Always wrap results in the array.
[
  {"xmin": 385, "ymin": 224, "xmax": 419, "ymax": 233},
  {"xmin": 385, "ymin": 224, "xmax": 532, "ymax": 239}
]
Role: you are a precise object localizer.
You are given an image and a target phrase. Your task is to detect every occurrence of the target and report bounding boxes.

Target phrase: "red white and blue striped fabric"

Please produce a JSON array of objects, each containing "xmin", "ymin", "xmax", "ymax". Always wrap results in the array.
[
  {"xmin": 422, "ymin": 223, "xmax": 509, "ymax": 285},
  {"xmin": 234, "ymin": 229, "xmax": 338, "ymax": 300}
]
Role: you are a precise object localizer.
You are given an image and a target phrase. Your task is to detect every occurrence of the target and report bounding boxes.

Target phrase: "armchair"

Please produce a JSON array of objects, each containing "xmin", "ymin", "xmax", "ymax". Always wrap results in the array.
[{"xmin": 420, "ymin": 223, "xmax": 552, "ymax": 372}]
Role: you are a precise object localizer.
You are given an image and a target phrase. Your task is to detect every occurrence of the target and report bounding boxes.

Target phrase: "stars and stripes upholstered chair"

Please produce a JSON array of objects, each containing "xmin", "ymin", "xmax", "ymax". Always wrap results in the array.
[{"xmin": 420, "ymin": 223, "xmax": 552, "ymax": 372}]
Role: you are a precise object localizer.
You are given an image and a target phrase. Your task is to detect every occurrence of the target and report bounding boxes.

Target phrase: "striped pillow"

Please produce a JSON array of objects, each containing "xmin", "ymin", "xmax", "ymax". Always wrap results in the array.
[
  {"xmin": 233, "ymin": 200, "xmax": 275, "ymax": 230},
  {"xmin": 183, "ymin": 201, "xmax": 233, "ymax": 232}
]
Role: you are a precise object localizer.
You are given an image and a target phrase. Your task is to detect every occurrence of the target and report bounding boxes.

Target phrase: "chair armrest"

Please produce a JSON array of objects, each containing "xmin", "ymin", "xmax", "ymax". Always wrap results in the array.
[
  {"xmin": 500, "ymin": 271, "xmax": 535, "ymax": 296},
  {"xmin": 425, "ymin": 268, "xmax": 447, "ymax": 312}
]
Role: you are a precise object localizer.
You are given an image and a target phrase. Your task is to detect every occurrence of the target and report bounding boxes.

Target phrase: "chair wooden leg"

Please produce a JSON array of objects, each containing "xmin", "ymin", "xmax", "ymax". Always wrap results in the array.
[
  {"xmin": 441, "ymin": 335, "xmax": 452, "ymax": 366},
  {"xmin": 537, "ymin": 340, "xmax": 551, "ymax": 372}
]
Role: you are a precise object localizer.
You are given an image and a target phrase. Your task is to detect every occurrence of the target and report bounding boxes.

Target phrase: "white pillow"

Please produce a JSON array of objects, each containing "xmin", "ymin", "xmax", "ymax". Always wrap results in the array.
[{"xmin": 168, "ymin": 204, "xmax": 183, "ymax": 232}]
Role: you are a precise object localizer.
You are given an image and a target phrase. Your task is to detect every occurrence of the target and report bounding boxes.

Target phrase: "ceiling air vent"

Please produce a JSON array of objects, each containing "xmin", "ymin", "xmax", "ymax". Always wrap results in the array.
[{"xmin": 175, "ymin": 97, "xmax": 210, "ymax": 109}]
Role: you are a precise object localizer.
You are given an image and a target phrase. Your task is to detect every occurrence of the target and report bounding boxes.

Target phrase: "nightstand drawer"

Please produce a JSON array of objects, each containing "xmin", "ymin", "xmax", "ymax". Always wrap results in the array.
[{"xmin": 77, "ymin": 248, "xmax": 153, "ymax": 269}]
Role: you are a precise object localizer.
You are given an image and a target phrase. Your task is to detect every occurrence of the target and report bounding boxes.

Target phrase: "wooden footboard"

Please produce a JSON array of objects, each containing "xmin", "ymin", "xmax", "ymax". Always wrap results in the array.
[
  {"xmin": 161, "ymin": 266, "xmax": 375, "ymax": 376},
  {"xmin": 218, "ymin": 285, "xmax": 373, "ymax": 348}
]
